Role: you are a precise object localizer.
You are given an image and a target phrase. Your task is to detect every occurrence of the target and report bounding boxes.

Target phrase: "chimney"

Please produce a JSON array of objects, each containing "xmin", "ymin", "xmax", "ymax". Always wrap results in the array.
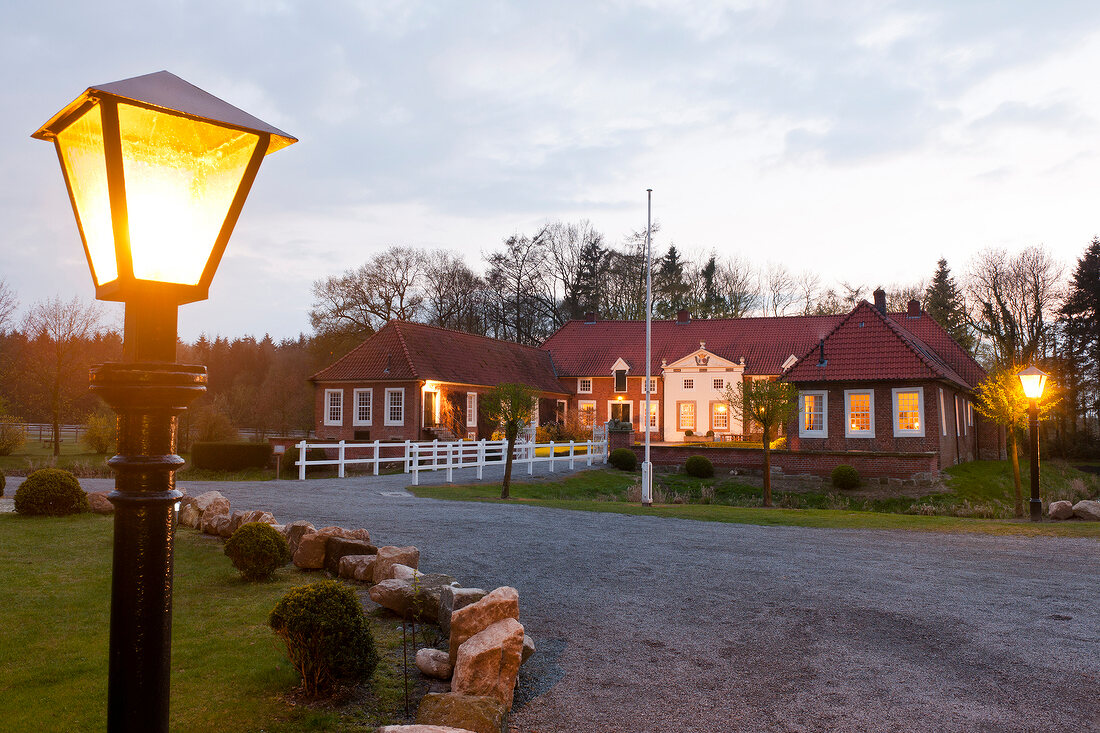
[
  {"xmin": 584, "ymin": 311, "xmax": 597, "ymax": 324},
  {"xmin": 817, "ymin": 339, "xmax": 826, "ymax": 366},
  {"xmin": 873, "ymin": 287, "xmax": 886, "ymax": 314},
  {"xmin": 907, "ymin": 299, "xmax": 920, "ymax": 318},
  {"xmin": 676, "ymin": 309, "xmax": 691, "ymax": 324}
]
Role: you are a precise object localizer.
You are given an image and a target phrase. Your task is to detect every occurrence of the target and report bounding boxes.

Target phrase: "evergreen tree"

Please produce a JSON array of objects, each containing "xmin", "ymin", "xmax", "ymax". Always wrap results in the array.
[
  {"xmin": 697, "ymin": 256, "xmax": 724, "ymax": 318},
  {"xmin": 1059, "ymin": 237, "xmax": 1100, "ymax": 441},
  {"xmin": 654, "ymin": 244, "xmax": 691, "ymax": 318},
  {"xmin": 924, "ymin": 258, "xmax": 975, "ymax": 353}
]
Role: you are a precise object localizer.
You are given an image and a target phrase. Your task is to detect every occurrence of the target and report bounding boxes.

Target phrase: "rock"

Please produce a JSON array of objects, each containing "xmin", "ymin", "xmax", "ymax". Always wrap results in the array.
[
  {"xmin": 1049, "ymin": 500, "xmax": 1075, "ymax": 520},
  {"xmin": 316, "ymin": 526, "xmax": 371, "ymax": 543},
  {"xmin": 283, "ymin": 520, "xmax": 316, "ymax": 555},
  {"xmin": 378, "ymin": 725, "xmax": 476, "ymax": 733},
  {"xmin": 521, "ymin": 633, "xmax": 535, "ymax": 665},
  {"xmin": 87, "ymin": 491, "xmax": 114, "ymax": 514},
  {"xmin": 228, "ymin": 510, "xmax": 249, "ymax": 534},
  {"xmin": 324, "ymin": 537, "xmax": 379, "ymax": 575},
  {"xmin": 339, "ymin": 554, "xmax": 377, "ymax": 581},
  {"xmin": 217, "ymin": 515, "xmax": 236, "ymax": 537},
  {"xmin": 293, "ymin": 532, "xmax": 328, "ymax": 569},
  {"xmin": 203, "ymin": 513, "xmax": 232, "ymax": 537},
  {"xmin": 374, "ymin": 546, "xmax": 420, "ymax": 583},
  {"xmin": 192, "ymin": 491, "xmax": 230, "ymax": 516},
  {"xmin": 271, "ymin": 524, "xmax": 285, "ymax": 534},
  {"xmin": 242, "ymin": 509, "xmax": 277, "ymax": 525},
  {"xmin": 368, "ymin": 574, "xmax": 456, "ymax": 620},
  {"xmin": 452, "ymin": 618, "xmax": 524, "ymax": 710},
  {"xmin": 448, "ymin": 587, "xmax": 519, "ymax": 665},
  {"xmin": 1072, "ymin": 500, "xmax": 1100, "ymax": 521},
  {"xmin": 439, "ymin": 587, "xmax": 488, "ymax": 637},
  {"xmin": 392, "ymin": 563, "xmax": 418, "ymax": 580},
  {"xmin": 178, "ymin": 502, "xmax": 201, "ymax": 528},
  {"xmin": 415, "ymin": 692, "xmax": 505, "ymax": 733},
  {"xmin": 416, "ymin": 648, "xmax": 454, "ymax": 679}
]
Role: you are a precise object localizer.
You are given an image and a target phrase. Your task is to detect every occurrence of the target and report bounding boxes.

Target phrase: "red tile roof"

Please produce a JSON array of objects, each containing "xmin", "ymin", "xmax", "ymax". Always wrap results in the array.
[
  {"xmin": 311, "ymin": 321, "xmax": 569, "ymax": 394},
  {"xmin": 541, "ymin": 314, "xmax": 846, "ymax": 377}
]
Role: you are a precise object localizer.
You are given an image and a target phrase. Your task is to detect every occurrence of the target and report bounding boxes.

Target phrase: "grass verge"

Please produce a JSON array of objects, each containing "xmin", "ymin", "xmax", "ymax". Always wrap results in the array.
[{"xmin": 0, "ymin": 514, "xmax": 414, "ymax": 732}]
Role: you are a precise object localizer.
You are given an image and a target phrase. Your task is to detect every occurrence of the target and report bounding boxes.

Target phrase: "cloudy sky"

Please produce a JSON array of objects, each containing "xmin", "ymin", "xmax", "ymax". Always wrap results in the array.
[{"xmin": 4, "ymin": 0, "xmax": 1100, "ymax": 341}]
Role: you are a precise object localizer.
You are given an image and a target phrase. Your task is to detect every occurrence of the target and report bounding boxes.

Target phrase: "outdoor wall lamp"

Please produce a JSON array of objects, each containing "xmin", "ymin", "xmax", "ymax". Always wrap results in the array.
[
  {"xmin": 1016, "ymin": 365, "xmax": 1050, "ymax": 522},
  {"xmin": 33, "ymin": 71, "xmax": 295, "ymax": 732}
]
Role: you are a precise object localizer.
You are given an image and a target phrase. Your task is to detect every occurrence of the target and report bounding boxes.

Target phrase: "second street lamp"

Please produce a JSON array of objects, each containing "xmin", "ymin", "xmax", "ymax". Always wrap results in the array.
[
  {"xmin": 1016, "ymin": 365, "xmax": 1050, "ymax": 522},
  {"xmin": 33, "ymin": 70, "xmax": 296, "ymax": 732}
]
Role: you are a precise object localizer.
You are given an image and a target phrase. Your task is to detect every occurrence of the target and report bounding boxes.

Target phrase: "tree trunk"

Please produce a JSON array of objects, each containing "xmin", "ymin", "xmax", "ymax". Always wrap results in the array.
[
  {"xmin": 1008, "ymin": 429, "xmax": 1023, "ymax": 518},
  {"xmin": 762, "ymin": 424, "xmax": 772, "ymax": 507},
  {"xmin": 501, "ymin": 435, "xmax": 515, "ymax": 499}
]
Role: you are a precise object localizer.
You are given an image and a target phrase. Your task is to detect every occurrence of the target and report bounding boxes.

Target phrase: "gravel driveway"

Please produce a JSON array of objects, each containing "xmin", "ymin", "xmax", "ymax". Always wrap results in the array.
[{"xmin": 28, "ymin": 468, "xmax": 1100, "ymax": 732}]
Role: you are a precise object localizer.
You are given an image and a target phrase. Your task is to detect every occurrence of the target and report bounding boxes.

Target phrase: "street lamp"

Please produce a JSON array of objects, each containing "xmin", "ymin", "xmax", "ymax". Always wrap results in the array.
[
  {"xmin": 33, "ymin": 71, "xmax": 295, "ymax": 732},
  {"xmin": 1016, "ymin": 365, "xmax": 1050, "ymax": 522}
]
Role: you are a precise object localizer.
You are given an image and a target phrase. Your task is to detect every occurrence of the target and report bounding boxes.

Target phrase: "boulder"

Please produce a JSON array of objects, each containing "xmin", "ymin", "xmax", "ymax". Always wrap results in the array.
[
  {"xmin": 415, "ymin": 692, "xmax": 505, "ymax": 733},
  {"xmin": 293, "ymin": 532, "xmax": 328, "ymax": 569},
  {"xmin": 1049, "ymin": 500, "xmax": 1075, "ymax": 520},
  {"xmin": 378, "ymin": 726, "xmax": 476, "ymax": 733},
  {"xmin": 217, "ymin": 515, "xmax": 236, "ymax": 538},
  {"xmin": 452, "ymin": 618, "xmax": 524, "ymax": 710},
  {"xmin": 368, "ymin": 574, "xmax": 456, "ymax": 620},
  {"xmin": 439, "ymin": 587, "xmax": 488, "ymax": 637},
  {"xmin": 392, "ymin": 563, "xmax": 418, "ymax": 580},
  {"xmin": 521, "ymin": 633, "xmax": 535, "ymax": 665},
  {"xmin": 316, "ymin": 526, "xmax": 371, "ymax": 543},
  {"xmin": 448, "ymin": 587, "xmax": 519, "ymax": 665},
  {"xmin": 374, "ymin": 546, "xmax": 420, "ymax": 583},
  {"xmin": 192, "ymin": 491, "xmax": 230, "ymax": 517},
  {"xmin": 324, "ymin": 537, "xmax": 379, "ymax": 575},
  {"xmin": 339, "ymin": 554, "xmax": 377, "ymax": 581},
  {"xmin": 283, "ymin": 520, "xmax": 316, "ymax": 555},
  {"xmin": 204, "ymin": 513, "xmax": 233, "ymax": 537},
  {"xmin": 1072, "ymin": 500, "xmax": 1100, "ymax": 521},
  {"xmin": 416, "ymin": 648, "xmax": 454, "ymax": 679},
  {"xmin": 178, "ymin": 502, "xmax": 201, "ymax": 528},
  {"xmin": 242, "ymin": 509, "xmax": 277, "ymax": 525},
  {"xmin": 228, "ymin": 510, "xmax": 249, "ymax": 534},
  {"xmin": 87, "ymin": 491, "xmax": 114, "ymax": 515}
]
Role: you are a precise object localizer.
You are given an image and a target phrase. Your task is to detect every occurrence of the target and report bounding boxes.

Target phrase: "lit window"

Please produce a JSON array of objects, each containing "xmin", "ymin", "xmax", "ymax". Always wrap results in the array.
[
  {"xmin": 385, "ymin": 388, "xmax": 404, "ymax": 426},
  {"xmin": 893, "ymin": 388, "xmax": 924, "ymax": 436},
  {"xmin": 683, "ymin": 378, "xmax": 694, "ymax": 389},
  {"xmin": 678, "ymin": 402, "xmax": 696, "ymax": 431},
  {"xmin": 614, "ymin": 369, "xmax": 627, "ymax": 392},
  {"xmin": 578, "ymin": 378, "xmax": 592, "ymax": 394},
  {"xmin": 353, "ymin": 388, "xmax": 372, "ymax": 426},
  {"xmin": 844, "ymin": 390, "xmax": 873, "ymax": 437},
  {"xmin": 713, "ymin": 378, "xmax": 724, "ymax": 390},
  {"xmin": 466, "ymin": 392, "xmax": 478, "ymax": 427},
  {"xmin": 712, "ymin": 402, "xmax": 729, "ymax": 430},
  {"xmin": 325, "ymin": 389, "xmax": 343, "ymax": 426},
  {"xmin": 578, "ymin": 401, "xmax": 596, "ymax": 428},
  {"xmin": 648, "ymin": 401, "xmax": 659, "ymax": 430},
  {"xmin": 939, "ymin": 388, "xmax": 947, "ymax": 436},
  {"xmin": 799, "ymin": 391, "xmax": 827, "ymax": 437}
]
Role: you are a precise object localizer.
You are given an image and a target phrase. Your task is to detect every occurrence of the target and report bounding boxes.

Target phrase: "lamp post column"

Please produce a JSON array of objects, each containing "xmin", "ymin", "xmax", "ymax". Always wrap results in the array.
[
  {"xmin": 91, "ymin": 300, "xmax": 206, "ymax": 733},
  {"xmin": 1028, "ymin": 399, "xmax": 1041, "ymax": 522}
]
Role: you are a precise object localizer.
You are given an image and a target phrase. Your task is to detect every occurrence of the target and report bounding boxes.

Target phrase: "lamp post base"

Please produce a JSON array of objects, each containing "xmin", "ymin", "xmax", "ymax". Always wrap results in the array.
[{"xmin": 1030, "ymin": 498, "xmax": 1042, "ymax": 522}]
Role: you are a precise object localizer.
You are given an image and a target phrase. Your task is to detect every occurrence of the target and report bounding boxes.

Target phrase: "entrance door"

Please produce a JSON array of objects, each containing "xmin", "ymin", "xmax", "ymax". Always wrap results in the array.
[
  {"xmin": 423, "ymin": 391, "xmax": 437, "ymax": 427},
  {"xmin": 611, "ymin": 402, "xmax": 632, "ymax": 424}
]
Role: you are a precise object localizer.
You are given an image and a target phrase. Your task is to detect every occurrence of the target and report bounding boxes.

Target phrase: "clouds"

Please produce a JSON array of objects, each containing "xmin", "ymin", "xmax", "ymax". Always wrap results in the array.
[{"xmin": 3, "ymin": 1, "xmax": 1100, "ymax": 340}]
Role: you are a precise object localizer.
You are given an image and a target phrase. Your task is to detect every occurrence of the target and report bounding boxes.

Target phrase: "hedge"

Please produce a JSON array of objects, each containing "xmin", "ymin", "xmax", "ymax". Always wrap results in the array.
[{"xmin": 190, "ymin": 442, "xmax": 274, "ymax": 471}]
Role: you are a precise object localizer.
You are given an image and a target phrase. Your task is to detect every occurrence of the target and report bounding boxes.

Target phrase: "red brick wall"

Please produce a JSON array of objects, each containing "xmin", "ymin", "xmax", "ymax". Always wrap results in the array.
[
  {"xmin": 313, "ymin": 380, "xmax": 422, "ymax": 442},
  {"xmin": 561, "ymin": 375, "xmax": 663, "ymax": 439}
]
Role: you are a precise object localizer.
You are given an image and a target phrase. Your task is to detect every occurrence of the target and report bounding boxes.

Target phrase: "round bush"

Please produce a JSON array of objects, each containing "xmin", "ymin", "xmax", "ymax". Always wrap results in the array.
[
  {"xmin": 14, "ymin": 468, "xmax": 89, "ymax": 516},
  {"xmin": 225, "ymin": 522, "xmax": 291, "ymax": 581},
  {"xmin": 684, "ymin": 455, "xmax": 714, "ymax": 478},
  {"xmin": 269, "ymin": 580, "xmax": 380, "ymax": 696},
  {"xmin": 831, "ymin": 464, "xmax": 861, "ymax": 490},
  {"xmin": 609, "ymin": 447, "xmax": 637, "ymax": 471}
]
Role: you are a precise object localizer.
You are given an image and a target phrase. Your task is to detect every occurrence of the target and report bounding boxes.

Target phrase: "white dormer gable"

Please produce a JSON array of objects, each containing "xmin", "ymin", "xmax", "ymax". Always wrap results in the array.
[
  {"xmin": 781, "ymin": 353, "xmax": 799, "ymax": 371},
  {"xmin": 664, "ymin": 347, "xmax": 740, "ymax": 372},
  {"xmin": 610, "ymin": 357, "xmax": 631, "ymax": 373}
]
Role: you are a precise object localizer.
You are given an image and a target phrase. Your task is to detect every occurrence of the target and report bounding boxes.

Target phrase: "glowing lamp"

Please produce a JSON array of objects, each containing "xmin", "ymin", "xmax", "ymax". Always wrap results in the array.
[
  {"xmin": 1016, "ymin": 365, "xmax": 1049, "ymax": 401},
  {"xmin": 32, "ymin": 70, "xmax": 295, "ymax": 305}
]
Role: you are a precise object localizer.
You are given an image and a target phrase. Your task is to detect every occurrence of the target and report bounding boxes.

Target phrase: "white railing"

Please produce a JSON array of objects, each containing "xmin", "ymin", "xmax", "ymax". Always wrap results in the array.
[{"xmin": 290, "ymin": 437, "xmax": 609, "ymax": 483}]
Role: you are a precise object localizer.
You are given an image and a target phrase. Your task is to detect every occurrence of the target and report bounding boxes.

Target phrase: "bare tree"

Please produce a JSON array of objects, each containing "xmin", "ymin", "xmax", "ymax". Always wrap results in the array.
[
  {"xmin": 795, "ymin": 271, "xmax": 822, "ymax": 315},
  {"xmin": 761, "ymin": 263, "xmax": 797, "ymax": 317},
  {"xmin": 0, "ymin": 280, "xmax": 16, "ymax": 334},
  {"xmin": 485, "ymin": 228, "xmax": 556, "ymax": 344},
  {"xmin": 21, "ymin": 295, "xmax": 104, "ymax": 455},
  {"xmin": 718, "ymin": 256, "xmax": 759, "ymax": 318},
  {"xmin": 309, "ymin": 246, "xmax": 426, "ymax": 337},
  {"xmin": 423, "ymin": 250, "xmax": 487, "ymax": 334},
  {"xmin": 886, "ymin": 280, "xmax": 927, "ymax": 311},
  {"xmin": 545, "ymin": 220, "xmax": 605, "ymax": 322}
]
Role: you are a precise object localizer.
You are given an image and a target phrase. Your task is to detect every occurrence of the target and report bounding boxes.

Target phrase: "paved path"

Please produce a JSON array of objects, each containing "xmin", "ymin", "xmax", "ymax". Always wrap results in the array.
[{"xmin": 21, "ymin": 468, "xmax": 1100, "ymax": 732}]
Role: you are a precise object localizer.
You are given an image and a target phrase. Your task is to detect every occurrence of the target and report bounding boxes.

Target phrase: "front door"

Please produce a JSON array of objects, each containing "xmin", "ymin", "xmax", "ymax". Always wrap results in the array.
[
  {"xmin": 611, "ymin": 402, "xmax": 632, "ymax": 424},
  {"xmin": 424, "ymin": 391, "xmax": 437, "ymax": 427}
]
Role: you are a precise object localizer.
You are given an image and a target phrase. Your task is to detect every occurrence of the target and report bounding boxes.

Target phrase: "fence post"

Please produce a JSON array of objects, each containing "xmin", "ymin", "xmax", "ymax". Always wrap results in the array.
[
  {"xmin": 569, "ymin": 440, "xmax": 575, "ymax": 470},
  {"xmin": 528, "ymin": 438, "xmax": 534, "ymax": 475},
  {"xmin": 412, "ymin": 443, "xmax": 420, "ymax": 486},
  {"xmin": 477, "ymin": 439, "xmax": 485, "ymax": 480},
  {"xmin": 446, "ymin": 441, "xmax": 454, "ymax": 482},
  {"xmin": 404, "ymin": 440, "xmax": 411, "ymax": 473},
  {"xmin": 549, "ymin": 441, "xmax": 555, "ymax": 473},
  {"xmin": 373, "ymin": 439, "xmax": 380, "ymax": 476},
  {"xmin": 603, "ymin": 438, "xmax": 609, "ymax": 464},
  {"xmin": 338, "ymin": 440, "xmax": 346, "ymax": 479},
  {"xmin": 297, "ymin": 440, "xmax": 307, "ymax": 481},
  {"xmin": 586, "ymin": 439, "xmax": 592, "ymax": 467}
]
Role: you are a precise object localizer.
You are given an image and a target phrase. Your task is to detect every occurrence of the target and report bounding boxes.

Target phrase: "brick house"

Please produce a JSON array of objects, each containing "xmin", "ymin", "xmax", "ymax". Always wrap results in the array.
[{"xmin": 309, "ymin": 321, "xmax": 569, "ymax": 442}]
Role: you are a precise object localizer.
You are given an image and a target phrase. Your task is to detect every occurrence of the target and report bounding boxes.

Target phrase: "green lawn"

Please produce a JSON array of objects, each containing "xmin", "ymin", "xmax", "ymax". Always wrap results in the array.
[
  {"xmin": 408, "ymin": 465, "xmax": 1100, "ymax": 538},
  {"xmin": 0, "ymin": 514, "xmax": 414, "ymax": 732}
]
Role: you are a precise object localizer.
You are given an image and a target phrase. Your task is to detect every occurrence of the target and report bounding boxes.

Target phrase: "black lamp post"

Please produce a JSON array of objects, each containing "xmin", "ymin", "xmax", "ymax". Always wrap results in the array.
[
  {"xmin": 33, "ymin": 71, "xmax": 295, "ymax": 732},
  {"xmin": 1016, "ymin": 365, "xmax": 1050, "ymax": 522}
]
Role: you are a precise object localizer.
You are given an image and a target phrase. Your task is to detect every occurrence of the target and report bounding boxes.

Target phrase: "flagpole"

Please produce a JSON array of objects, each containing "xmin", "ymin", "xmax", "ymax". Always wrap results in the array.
[{"xmin": 642, "ymin": 188, "xmax": 653, "ymax": 506}]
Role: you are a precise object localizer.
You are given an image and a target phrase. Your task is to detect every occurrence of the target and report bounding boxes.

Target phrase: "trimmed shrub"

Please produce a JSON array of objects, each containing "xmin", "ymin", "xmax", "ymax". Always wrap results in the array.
[
  {"xmin": 269, "ymin": 580, "xmax": 380, "ymax": 697},
  {"xmin": 705, "ymin": 430, "xmax": 714, "ymax": 438},
  {"xmin": 225, "ymin": 522, "xmax": 291, "ymax": 581},
  {"xmin": 191, "ymin": 442, "xmax": 274, "ymax": 471},
  {"xmin": 609, "ymin": 447, "xmax": 637, "ymax": 471},
  {"xmin": 14, "ymin": 468, "xmax": 89, "ymax": 516},
  {"xmin": 831, "ymin": 464, "xmax": 861, "ymax": 490},
  {"xmin": 281, "ymin": 445, "xmax": 330, "ymax": 475},
  {"xmin": 685, "ymin": 455, "xmax": 714, "ymax": 478}
]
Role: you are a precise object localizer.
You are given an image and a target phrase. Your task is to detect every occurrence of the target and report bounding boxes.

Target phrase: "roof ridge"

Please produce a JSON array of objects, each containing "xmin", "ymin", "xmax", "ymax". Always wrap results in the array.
[
  {"xmin": 396, "ymin": 319, "xmax": 551, "ymax": 353},
  {"xmin": 391, "ymin": 321, "xmax": 420, "ymax": 379},
  {"xmin": 784, "ymin": 302, "xmax": 867, "ymax": 373},
  {"xmin": 864, "ymin": 303, "xmax": 970, "ymax": 387},
  {"xmin": 889, "ymin": 311, "xmax": 987, "ymax": 382}
]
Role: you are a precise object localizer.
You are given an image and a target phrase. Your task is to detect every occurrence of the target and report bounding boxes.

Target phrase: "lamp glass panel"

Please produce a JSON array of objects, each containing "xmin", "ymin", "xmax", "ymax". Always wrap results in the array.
[
  {"xmin": 117, "ymin": 104, "xmax": 258, "ymax": 285},
  {"xmin": 56, "ymin": 105, "xmax": 117, "ymax": 285},
  {"xmin": 1019, "ymin": 373, "xmax": 1046, "ymax": 400}
]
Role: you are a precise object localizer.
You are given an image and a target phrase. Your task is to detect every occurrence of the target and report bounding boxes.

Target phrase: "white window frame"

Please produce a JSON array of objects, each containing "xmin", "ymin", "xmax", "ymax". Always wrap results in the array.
[
  {"xmin": 892, "ymin": 387, "xmax": 925, "ymax": 437},
  {"xmin": 954, "ymin": 394, "xmax": 962, "ymax": 437},
  {"xmin": 384, "ymin": 387, "xmax": 405, "ymax": 426},
  {"xmin": 578, "ymin": 377, "xmax": 593, "ymax": 394},
  {"xmin": 798, "ymin": 390, "xmax": 828, "ymax": 438},
  {"xmin": 677, "ymin": 401, "xmax": 696, "ymax": 432},
  {"xmin": 578, "ymin": 399, "xmax": 597, "ymax": 428},
  {"xmin": 324, "ymin": 389, "xmax": 343, "ymax": 427},
  {"xmin": 939, "ymin": 388, "xmax": 947, "ymax": 436},
  {"xmin": 646, "ymin": 378, "xmax": 658, "ymax": 394},
  {"xmin": 352, "ymin": 388, "xmax": 372, "ymax": 426},
  {"xmin": 683, "ymin": 378, "xmax": 694, "ymax": 389},
  {"xmin": 608, "ymin": 400, "xmax": 633, "ymax": 424},
  {"xmin": 646, "ymin": 400, "xmax": 659, "ymax": 431},
  {"xmin": 843, "ymin": 389, "xmax": 875, "ymax": 438},
  {"xmin": 613, "ymin": 369, "xmax": 628, "ymax": 393},
  {"xmin": 967, "ymin": 400, "xmax": 973, "ymax": 428},
  {"xmin": 712, "ymin": 378, "xmax": 725, "ymax": 391},
  {"xmin": 711, "ymin": 402, "xmax": 730, "ymax": 431},
  {"xmin": 466, "ymin": 391, "xmax": 478, "ymax": 427}
]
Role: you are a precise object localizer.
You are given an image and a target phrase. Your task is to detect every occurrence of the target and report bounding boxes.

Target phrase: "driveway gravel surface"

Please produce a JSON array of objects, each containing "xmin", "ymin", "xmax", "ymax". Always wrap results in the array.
[{"xmin": 19, "ymin": 467, "xmax": 1099, "ymax": 732}]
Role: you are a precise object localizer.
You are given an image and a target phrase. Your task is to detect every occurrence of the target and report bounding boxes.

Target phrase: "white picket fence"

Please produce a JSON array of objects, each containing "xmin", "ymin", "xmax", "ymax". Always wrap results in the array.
[{"xmin": 290, "ymin": 436, "xmax": 609, "ymax": 483}]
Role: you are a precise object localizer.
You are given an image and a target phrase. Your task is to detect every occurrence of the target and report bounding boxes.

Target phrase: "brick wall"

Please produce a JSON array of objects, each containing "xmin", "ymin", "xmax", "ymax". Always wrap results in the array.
[
  {"xmin": 562, "ymin": 374, "xmax": 663, "ymax": 439},
  {"xmin": 313, "ymin": 380, "xmax": 422, "ymax": 442}
]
